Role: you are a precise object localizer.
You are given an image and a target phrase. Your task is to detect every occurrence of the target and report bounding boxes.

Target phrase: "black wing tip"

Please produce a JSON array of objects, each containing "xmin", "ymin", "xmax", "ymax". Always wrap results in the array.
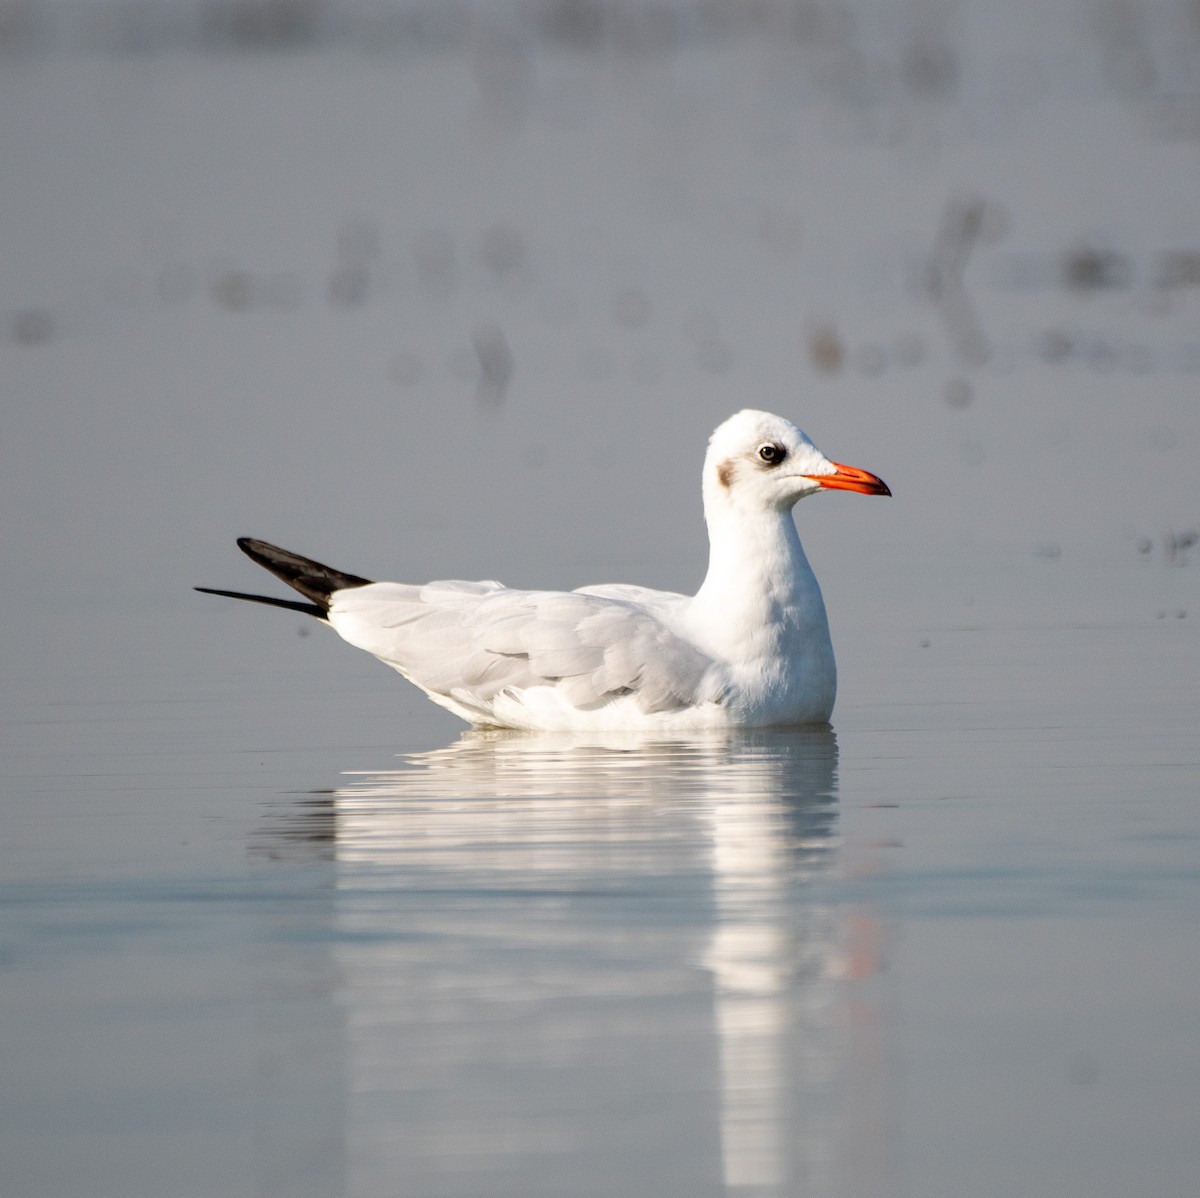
[
  {"xmin": 235, "ymin": 536, "xmax": 283, "ymax": 568},
  {"xmin": 236, "ymin": 535, "xmax": 273, "ymax": 555},
  {"xmin": 194, "ymin": 586, "xmax": 327, "ymax": 620},
  {"xmin": 231, "ymin": 537, "xmax": 373, "ymax": 607}
]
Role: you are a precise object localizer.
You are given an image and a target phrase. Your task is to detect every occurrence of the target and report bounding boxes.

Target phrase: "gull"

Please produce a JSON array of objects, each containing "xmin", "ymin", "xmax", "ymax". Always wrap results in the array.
[{"xmin": 197, "ymin": 409, "xmax": 889, "ymax": 730}]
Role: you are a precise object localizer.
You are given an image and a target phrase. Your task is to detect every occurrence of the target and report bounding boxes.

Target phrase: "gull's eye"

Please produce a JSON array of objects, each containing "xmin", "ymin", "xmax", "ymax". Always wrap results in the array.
[{"xmin": 757, "ymin": 442, "xmax": 786, "ymax": 466}]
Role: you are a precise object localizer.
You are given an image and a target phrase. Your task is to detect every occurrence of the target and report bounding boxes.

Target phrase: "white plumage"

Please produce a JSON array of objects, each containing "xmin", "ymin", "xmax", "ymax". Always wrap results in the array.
[
  {"xmin": 200, "ymin": 410, "xmax": 890, "ymax": 730},
  {"xmin": 329, "ymin": 582, "xmax": 721, "ymax": 727}
]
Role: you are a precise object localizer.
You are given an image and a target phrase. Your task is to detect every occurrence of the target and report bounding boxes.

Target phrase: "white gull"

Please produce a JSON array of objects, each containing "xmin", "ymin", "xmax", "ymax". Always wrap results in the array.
[{"xmin": 197, "ymin": 409, "xmax": 889, "ymax": 730}]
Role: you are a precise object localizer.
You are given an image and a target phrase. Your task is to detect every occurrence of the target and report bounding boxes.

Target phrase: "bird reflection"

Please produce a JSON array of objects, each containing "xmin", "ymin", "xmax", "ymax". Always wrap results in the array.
[{"xmin": 255, "ymin": 729, "xmax": 890, "ymax": 1197}]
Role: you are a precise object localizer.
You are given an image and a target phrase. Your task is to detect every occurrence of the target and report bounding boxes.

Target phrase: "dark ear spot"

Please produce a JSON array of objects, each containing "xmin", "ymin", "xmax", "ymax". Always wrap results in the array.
[{"xmin": 716, "ymin": 459, "xmax": 735, "ymax": 488}]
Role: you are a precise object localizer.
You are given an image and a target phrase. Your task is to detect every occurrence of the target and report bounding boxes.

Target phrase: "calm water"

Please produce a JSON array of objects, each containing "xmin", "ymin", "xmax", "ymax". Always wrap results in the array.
[
  {"xmin": 4, "ymin": 4, "xmax": 1200, "ymax": 1195},
  {"xmin": 4, "ymin": 556, "xmax": 1197, "ymax": 1197}
]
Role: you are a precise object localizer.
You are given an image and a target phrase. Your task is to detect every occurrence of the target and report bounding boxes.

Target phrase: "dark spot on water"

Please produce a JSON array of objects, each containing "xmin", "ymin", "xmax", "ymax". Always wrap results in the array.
[
  {"xmin": 808, "ymin": 324, "xmax": 844, "ymax": 374},
  {"xmin": 200, "ymin": 0, "xmax": 323, "ymax": 51},
  {"xmin": 1156, "ymin": 250, "xmax": 1200, "ymax": 290},
  {"xmin": 536, "ymin": 0, "xmax": 606, "ymax": 51},
  {"xmin": 945, "ymin": 378, "xmax": 972, "ymax": 409},
  {"xmin": 212, "ymin": 270, "xmax": 255, "ymax": 311},
  {"xmin": 902, "ymin": 37, "xmax": 959, "ymax": 100},
  {"xmin": 1164, "ymin": 528, "xmax": 1199, "ymax": 565},
  {"xmin": 924, "ymin": 195, "xmax": 1004, "ymax": 365},
  {"xmin": 1063, "ymin": 246, "xmax": 1132, "ymax": 292},
  {"xmin": 12, "ymin": 307, "xmax": 52, "ymax": 345},
  {"xmin": 472, "ymin": 323, "xmax": 514, "ymax": 406}
]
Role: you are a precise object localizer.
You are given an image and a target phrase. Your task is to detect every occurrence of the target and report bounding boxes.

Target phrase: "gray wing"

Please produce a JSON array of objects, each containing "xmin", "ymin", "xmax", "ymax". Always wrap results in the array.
[{"xmin": 327, "ymin": 580, "xmax": 723, "ymax": 715}]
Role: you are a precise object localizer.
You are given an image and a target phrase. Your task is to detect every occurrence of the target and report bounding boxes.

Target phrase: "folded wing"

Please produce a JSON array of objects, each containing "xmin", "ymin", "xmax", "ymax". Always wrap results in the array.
[{"xmin": 327, "ymin": 581, "xmax": 723, "ymax": 717}]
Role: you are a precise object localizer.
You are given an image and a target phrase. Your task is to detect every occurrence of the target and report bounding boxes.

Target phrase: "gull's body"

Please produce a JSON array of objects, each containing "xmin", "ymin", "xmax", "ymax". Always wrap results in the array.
[{"xmin": 198, "ymin": 410, "xmax": 889, "ymax": 730}]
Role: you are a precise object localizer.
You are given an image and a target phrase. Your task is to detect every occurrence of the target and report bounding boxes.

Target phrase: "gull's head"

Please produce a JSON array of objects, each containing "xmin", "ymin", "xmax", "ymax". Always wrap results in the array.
[{"xmin": 703, "ymin": 409, "xmax": 891, "ymax": 515}]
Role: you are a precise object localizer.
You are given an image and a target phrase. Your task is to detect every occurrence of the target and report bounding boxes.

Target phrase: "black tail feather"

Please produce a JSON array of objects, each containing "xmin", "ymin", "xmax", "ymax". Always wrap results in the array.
[
  {"xmin": 194, "ymin": 586, "xmax": 327, "ymax": 619},
  {"xmin": 196, "ymin": 538, "xmax": 374, "ymax": 617},
  {"xmin": 235, "ymin": 537, "xmax": 373, "ymax": 609}
]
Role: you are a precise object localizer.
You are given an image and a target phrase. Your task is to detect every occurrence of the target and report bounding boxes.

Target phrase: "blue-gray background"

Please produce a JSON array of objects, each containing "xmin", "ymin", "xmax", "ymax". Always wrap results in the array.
[{"xmin": 2, "ymin": 3, "xmax": 1198, "ymax": 1196}]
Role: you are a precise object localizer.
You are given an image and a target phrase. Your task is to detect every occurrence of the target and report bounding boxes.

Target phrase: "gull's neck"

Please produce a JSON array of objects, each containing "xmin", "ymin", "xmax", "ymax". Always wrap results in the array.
[{"xmin": 688, "ymin": 497, "xmax": 829, "ymax": 661}]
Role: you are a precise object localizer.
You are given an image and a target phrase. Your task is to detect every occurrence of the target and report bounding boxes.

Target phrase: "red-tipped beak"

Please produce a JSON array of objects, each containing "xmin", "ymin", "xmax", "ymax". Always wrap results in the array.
[{"xmin": 806, "ymin": 461, "xmax": 892, "ymax": 496}]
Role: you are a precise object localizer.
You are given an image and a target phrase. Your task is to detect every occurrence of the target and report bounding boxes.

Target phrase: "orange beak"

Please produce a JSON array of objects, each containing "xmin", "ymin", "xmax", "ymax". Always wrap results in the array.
[{"xmin": 806, "ymin": 461, "xmax": 891, "ymax": 497}]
